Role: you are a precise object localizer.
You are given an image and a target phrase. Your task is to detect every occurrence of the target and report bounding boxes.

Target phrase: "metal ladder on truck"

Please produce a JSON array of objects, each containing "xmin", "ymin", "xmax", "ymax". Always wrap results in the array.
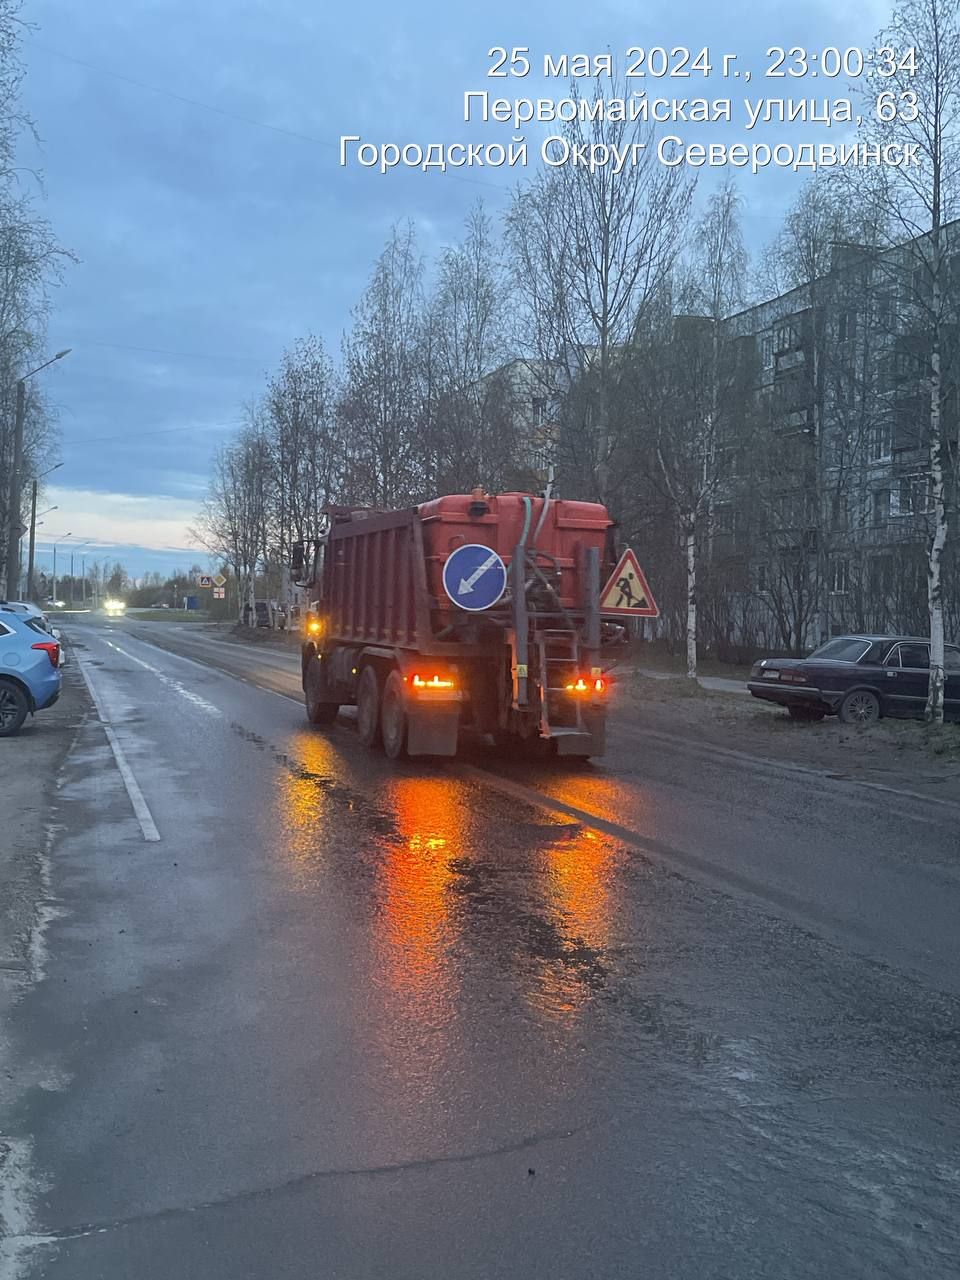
[{"xmin": 536, "ymin": 627, "xmax": 588, "ymax": 742}]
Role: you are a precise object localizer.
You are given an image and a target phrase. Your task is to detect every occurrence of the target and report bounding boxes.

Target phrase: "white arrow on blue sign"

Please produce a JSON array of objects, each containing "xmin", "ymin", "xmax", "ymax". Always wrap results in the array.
[{"xmin": 442, "ymin": 543, "xmax": 508, "ymax": 612}]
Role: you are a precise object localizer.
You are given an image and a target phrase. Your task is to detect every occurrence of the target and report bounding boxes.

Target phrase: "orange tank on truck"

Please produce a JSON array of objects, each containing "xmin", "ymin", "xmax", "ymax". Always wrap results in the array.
[{"xmin": 290, "ymin": 490, "xmax": 637, "ymax": 762}]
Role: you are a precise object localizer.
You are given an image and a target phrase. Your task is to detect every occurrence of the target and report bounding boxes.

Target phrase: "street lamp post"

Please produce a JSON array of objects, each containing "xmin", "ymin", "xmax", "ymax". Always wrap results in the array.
[
  {"xmin": 51, "ymin": 532, "xmax": 73, "ymax": 605},
  {"xmin": 3, "ymin": 349, "xmax": 72, "ymax": 599},
  {"xmin": 68, "ymin": 541, "xmax": 89, "ymax": 605},
  {"xmin": 27, "ymin": 470, "xmax": 61, "ymax": 602}
]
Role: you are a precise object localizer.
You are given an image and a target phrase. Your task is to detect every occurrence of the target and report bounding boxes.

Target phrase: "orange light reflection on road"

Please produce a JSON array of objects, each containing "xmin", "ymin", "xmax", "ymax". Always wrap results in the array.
[
  {"xmin": 376, "ymin": 775, "xmax": 463, "ymax": 1011},
  {"xmin": 272, "ymin": 733, "xmax": 339, "ymax": 882},
  {"xmin": 529, "ymin": 822, "xmax": 618, "ymax": 1026}
]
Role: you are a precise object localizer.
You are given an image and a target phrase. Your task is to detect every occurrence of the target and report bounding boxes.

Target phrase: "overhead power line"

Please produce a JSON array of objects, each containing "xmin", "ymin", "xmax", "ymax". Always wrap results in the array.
[
  {"xmin": 28, "ymin": 40, "xmax": 504, "ymax": 193},
  {"xmin": 61, "ymin": 421, "xmax": 243, "ymax": 448},
  {"xmin": 29, "ymin": 40, "xmax": 338, "ymax": 149},
  {"xmin": 76, "ymin": 339, "xmax": 265, "ymax": 362}
]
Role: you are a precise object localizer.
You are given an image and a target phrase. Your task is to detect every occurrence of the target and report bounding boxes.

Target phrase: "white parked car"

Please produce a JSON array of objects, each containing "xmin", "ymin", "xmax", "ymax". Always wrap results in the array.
[{"xmin": 0, "ymin": 600, "xmax": 52, "ymax": 631}]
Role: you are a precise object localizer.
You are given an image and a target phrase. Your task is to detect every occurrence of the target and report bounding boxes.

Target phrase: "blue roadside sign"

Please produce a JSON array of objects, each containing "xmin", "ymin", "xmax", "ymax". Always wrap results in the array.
[{"xmin": 442, "ymin": 543, "xmax": 508, "ymax": 612}]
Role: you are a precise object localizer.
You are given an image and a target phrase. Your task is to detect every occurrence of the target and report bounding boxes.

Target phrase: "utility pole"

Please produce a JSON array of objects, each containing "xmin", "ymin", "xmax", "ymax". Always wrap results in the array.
[
  {"xmin": 2, "ymin": 350, "xmax": 71, "ymax": 599},
  {"xmin": 27, "ymin": 481, "xmax": 59, "ymax": 602},
  {"xmin": 3, "ymin": 380, "xmax": 25, "ymax": 597},
  {"xmin": 26, "ymin": 479, "xmax": 38, "ymax": 601}
]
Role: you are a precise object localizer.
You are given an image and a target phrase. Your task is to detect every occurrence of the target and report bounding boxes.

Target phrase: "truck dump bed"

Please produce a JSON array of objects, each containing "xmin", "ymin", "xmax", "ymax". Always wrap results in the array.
[
  {"xmin": 325, "ymin": 508, "xmax": 428, "ymax": 649},
  {"xmin": 323, "ymin": 493, "xmax": 612, "ymax": 650}
]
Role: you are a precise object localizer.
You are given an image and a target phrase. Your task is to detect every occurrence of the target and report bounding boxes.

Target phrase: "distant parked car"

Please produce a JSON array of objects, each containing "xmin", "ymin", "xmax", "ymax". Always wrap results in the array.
[
  {"xmin": 0, "ymin": 611, "xmax": 62, "ymax": 737},
  {"xmin": 0, "ymin": 599, "xmax": 52, "ymax": 631},
  {"xmin": 748, "ymin": 635, "xmax": 960, "ymax": 725}
]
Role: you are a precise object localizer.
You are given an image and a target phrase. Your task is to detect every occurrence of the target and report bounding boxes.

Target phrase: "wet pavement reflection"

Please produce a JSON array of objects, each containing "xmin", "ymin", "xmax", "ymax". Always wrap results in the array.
[
  {"xmin": 377, "ymin": 775, "xmax": 463, "ymax": 1009},
  {"xmin": 268, "ymin": 728, "xmax": 632, "ymax": 1034}
]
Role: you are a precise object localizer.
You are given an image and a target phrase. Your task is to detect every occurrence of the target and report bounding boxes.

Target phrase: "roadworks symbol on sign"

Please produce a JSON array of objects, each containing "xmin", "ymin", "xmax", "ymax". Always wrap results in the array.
[{"xmin": 600, "ymin": 549, "xmax": 659, "ymax": 618}]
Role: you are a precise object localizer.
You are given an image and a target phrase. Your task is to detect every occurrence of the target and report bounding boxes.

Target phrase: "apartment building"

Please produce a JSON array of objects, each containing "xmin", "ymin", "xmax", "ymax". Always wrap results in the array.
[{"xmin": 720, "ymin": 222, "xmax": 959, "ymax": 648}]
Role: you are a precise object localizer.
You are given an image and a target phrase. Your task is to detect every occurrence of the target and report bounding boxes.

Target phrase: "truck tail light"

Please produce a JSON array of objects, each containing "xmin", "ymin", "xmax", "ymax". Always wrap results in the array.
[
  {"xmin": 32, "ymin": 641, "xmax": 60, "ymax": 668},
  {"xmin": 411, "ymin": 673, "xmax": 456, "ymax": 690},
  {"xmin": 565, "ymin": 676, "xmax": 606, "ymax": 695}
]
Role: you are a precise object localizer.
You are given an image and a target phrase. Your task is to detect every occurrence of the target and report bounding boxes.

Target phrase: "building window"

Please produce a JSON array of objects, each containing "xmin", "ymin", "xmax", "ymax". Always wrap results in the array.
[
  {"xmin": 837, "ymin": 310, "xmax": 857, "ymax": 344},
  {"xmin": 830, "ymin": 558, "xmax": 849, "ymax": 595},
  {"xmin": 872, "ymin": 489, "xmax": 890, "ymax": 526},
  {"xmin": 869, "ymin": 554, "xmax": 894, "ymax": 596},
  {"xmin": 830, "ymin": 493, "xmax": 849, "ymax": 531},
  {"xmin": 911, "ymin": 263, "xmax": 933, "ymax": 300},
  {"xmin": 775, "ymin": 320, "xmax": 800, "ymax": 353},
  {"xmin": 756, "ymin": 563, "xmax": 768, "ymax": 592},
  {"xmin": 714, "ymin": 504, "xmax": 735, "ymax": 534},
  {"xmin": 532, "ymin": 397, "xmax": 548, "ymax": 427},
  {"xmin": 896, "ymin": 473, "xmax": 932, "ymax": 516},
  {"xmin": 874, "ymin": 295, "xmax": 896, "ymax": 331},
  {"xmin": 870, "ymin": 421, "xmax": 892, "ymax": 462},
  {"xmin": 760, "ymin": 333, "xmax": 774, "ymax": 368}
]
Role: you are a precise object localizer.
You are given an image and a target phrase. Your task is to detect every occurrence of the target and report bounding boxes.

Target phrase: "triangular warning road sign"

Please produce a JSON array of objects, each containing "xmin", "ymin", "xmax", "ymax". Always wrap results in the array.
[{"xmin": 600, "ymin": 549, "xmax": 659, "ymax": 617}]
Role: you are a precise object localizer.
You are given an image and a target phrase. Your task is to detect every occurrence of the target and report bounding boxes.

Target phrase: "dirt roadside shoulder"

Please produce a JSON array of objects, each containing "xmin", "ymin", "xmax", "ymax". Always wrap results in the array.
[
  {"xmin": 0, "ymin": 668, "xmax": 89, "ymax": 977},
  {"xmin": 614, "ymin": 672, "xmax": 960, "ymax": 805}
]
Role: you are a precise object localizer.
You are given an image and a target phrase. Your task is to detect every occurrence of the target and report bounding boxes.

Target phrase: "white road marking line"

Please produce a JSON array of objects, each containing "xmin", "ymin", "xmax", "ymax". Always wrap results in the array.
[
  {"xmin": 75, "ymin": 655, "xmax": 161, "ymax": 843},
  {"xmin": 102, "ymin": 639, "xmax": 221, "ymax": 716}
]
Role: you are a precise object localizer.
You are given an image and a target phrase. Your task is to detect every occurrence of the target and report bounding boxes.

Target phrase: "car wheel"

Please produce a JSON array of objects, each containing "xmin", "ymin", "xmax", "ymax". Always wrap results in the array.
[
  {"xmin": 305, "ymin": 657, "xmax": 338, "ymax": 726},
  {"xmin": 838, "ymin": 689, "xmax": 881, "ymax": 726},
  {"xmin": 0, "ymin": 681, "xmax": 29, "ymax": 737},
  {"xmin": 356, "ymin": 666, "xmax": 382, "ymax": 749},
  {"xmin": 380, "ymin": 670, "xmax": 408, "ymax": 760},
  {"xmin": 788, "ymin": 705, "xmax": 826, "ymax": 722}
]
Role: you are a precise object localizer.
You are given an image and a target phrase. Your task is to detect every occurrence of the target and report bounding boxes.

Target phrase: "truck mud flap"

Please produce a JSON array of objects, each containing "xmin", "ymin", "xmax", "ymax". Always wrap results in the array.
[
  {"xmin": 406, "ymin": 707, "xmax": 460, "ymax": 757},
  {"xmin": 552, "ymin": 713, "xmax": 605, "ymax": 758}
]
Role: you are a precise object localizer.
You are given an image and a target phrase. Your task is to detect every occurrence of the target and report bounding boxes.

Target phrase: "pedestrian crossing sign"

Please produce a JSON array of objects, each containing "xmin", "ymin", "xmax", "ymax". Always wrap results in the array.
[{"xmin": 600, "ymin": 549, "xmax": 659, "ymax": 617}]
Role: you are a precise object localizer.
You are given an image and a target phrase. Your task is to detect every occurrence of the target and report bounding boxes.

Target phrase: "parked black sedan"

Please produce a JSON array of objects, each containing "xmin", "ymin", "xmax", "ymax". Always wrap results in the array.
[{"xmin": 748, "ymin": 635, "xmax": 960, "ymax": 725}]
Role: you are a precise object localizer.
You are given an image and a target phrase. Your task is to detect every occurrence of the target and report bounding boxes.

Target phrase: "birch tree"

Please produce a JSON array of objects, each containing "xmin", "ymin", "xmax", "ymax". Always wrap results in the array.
[
  {"xmin": 505, "ymin": 78, "xmax": 695, "ymax": 521},
  {"xmin": 262, "ymin": 336, "xmax": 341, "ymax": 615},
  {"xmin": 638, "ymin": 182, "xmax": 750, "ymax": 678},
  {"xmin": 193, "ymin": 423, "xmax": 270, "ymax": 622},
  {"xmin": 339, "ymin": 222, "xmax": 427, "ymax": 507},
  {"xmin": 853, "ymin": 0, "xmax": 960, "ymax": 722},
  {"xmin": 425, "ymin": 202, "xmax": 521, "ymax": 491},
  {"xmin": 0, "ymin": 3, "xmax": 72, "ymax": 574}
]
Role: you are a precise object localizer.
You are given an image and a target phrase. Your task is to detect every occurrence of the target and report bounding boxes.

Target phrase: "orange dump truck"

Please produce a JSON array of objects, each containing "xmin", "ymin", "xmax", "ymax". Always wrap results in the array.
[{"xmin": 292, "ymin": 490, "xmax": 627, "ymax": 760}]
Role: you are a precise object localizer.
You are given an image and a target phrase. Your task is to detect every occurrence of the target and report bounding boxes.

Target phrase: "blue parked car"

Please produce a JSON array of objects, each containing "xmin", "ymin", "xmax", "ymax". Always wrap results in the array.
[{"xmin": 0, "ymin": 609, "xmax": 62, "ymax": 737}]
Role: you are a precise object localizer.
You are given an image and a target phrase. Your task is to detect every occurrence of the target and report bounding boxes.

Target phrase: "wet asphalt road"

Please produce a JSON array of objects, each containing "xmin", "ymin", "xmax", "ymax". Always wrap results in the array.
[{"xmin": 2, "ymin": 614, "xmax": 959, "ymax": 1279}]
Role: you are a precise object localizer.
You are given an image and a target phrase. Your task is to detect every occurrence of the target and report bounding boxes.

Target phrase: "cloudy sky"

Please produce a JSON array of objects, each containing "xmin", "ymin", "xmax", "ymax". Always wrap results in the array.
[{"xmin": 22, "ymin": 0, "xmax": 888, "ymax": 579}]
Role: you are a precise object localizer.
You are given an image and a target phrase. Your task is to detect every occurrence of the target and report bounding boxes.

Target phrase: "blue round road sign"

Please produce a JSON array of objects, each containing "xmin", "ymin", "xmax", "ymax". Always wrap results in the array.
[{"xmin": 442, "ymin": 543, "xmax": 508, "ymax": 612}]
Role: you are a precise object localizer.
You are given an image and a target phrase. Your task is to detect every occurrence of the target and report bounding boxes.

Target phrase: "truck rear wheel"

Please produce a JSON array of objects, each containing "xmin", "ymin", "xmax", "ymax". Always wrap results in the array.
[
  {"xmin": 357, "ymin": 666, "xmax": 382, "ymax": 748},
  {"xmin": 305, "ymin": 657, "xmax": 339, "ymax": 726},
  {"xmin": 381, "ymin": 670, "xmax": 408, "ymax": 760}
]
